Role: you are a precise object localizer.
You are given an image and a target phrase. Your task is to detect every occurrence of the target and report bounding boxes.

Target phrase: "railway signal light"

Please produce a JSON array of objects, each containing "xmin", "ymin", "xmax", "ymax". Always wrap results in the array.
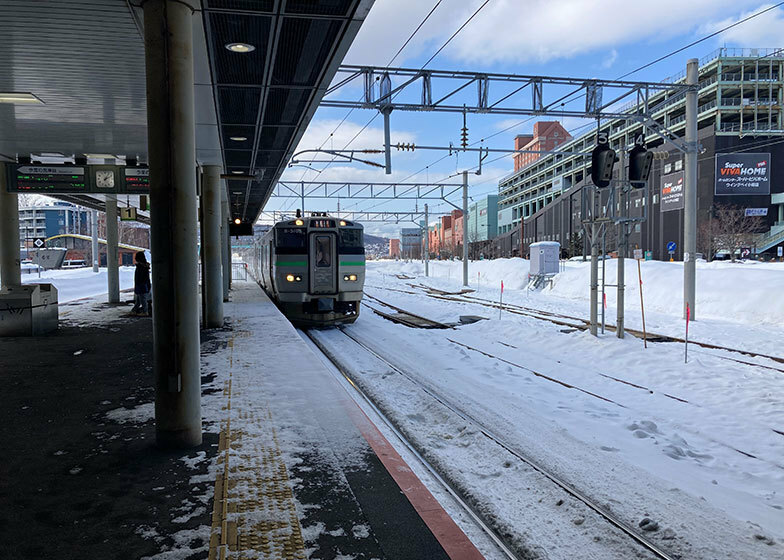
[
  {"xmin": 628, "ymin": 133, "xmax": 653, "ymax": 188},
  {"xmin": 591, "ymin": 131, "xmax": 616, "ymax": 188}
]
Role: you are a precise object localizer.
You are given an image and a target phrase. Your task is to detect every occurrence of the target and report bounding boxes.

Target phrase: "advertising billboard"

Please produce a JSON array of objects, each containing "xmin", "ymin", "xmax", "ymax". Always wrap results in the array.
[
  {"xmin": 660, "ymin": 171, "xmax": 684, "ymax": 212},
  {"xmin": 715, "ymin": 153, "xmax": 770, "ymax": 196}
]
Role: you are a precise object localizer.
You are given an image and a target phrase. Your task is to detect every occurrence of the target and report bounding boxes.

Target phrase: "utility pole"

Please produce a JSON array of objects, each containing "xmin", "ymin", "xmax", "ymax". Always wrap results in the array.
[
  {"xmin": 91, "ymin": 209, "xmax": 99, "ymax": 272},
  {"xmin": 462, "ymin": 171, "xmax": 469, "ymax": 287},
  {"xmin": 589, "ymin": 192, "xmax": 599, "ymax": 336},
  {"xmin": 684, "ymin": 58, "xmax": 698, "ymax": 320},
  {"xmin": 424, "ymin": 203, "xmax": 429, "ymax": 277},
  {"xmin": 617, "ymin": 149, "xmax": 626, "ymax": 339}
]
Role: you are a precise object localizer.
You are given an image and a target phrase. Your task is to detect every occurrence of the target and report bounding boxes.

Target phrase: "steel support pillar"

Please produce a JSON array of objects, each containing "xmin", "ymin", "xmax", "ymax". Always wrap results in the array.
[
  {"xmin": 143, "ymin": 0, "xmax": 201, "ymax": 448},
  {"xmin": 617, "ymin": 152, "xmax": 626, "ymax": 339},
  {"xmin": 220, "ymin": 188, "xmax": 230, "ymax": 301},
  {"xmin": 424, "ymin": 203, "xmax": 429, "ymax": 277},
  {"xmin": 201, "ymin": 166, "xmax": 224, "ymax": 328},
  {"xmin": 589, "ymin": 223, "xmax": 599, "ymax": 336},
  {"xmin": 105, "ymin": 196, "xmax": 120, "ymax": 303},
  {"xmin": 684, "ymin": 59, "xmax": 698, "ymax": 320},
  {"xmin": 0, "ymin": 163, "xmax": 21, "ymax": 288},
  {"xmin": 462, "ymin": 171, "xmax": 469, "ymax": 287},
  {"xmin": 91, "ymin": 209, "xmax": 99, "ymax": 272}
]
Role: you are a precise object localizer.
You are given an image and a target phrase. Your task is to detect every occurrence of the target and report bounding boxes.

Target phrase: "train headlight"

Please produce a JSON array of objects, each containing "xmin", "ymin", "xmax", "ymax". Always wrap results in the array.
[
  {"xmin": 286, "ymin": 274, "xmax": 295, "ymax": 282},
  {"xmin": 295, "ymin": 276, "xmax": 302, "ymax": 281},
  {"xmin": 339, "ymin": 220, "xmax": 346, "ymax": 226},
  {"xmin": 295, "ymin": 219, "xmax": 304, "ymax": 226},
  {"xmin": 349, "ymin": 274, "xmax": 357, "ymax": 281}
]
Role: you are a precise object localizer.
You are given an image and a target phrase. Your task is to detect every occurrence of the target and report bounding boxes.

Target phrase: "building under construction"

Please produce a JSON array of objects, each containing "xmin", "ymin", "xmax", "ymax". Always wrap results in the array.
[{"xmin": 494, "ymin": 48, "xmax": 784, "ymax": 260}]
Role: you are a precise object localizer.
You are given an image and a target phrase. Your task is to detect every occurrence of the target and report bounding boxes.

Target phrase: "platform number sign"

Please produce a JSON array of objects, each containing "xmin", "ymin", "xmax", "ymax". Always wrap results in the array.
[{"xmin": 778, "ymin": 246, "xmax": 783, "ymax": 257}]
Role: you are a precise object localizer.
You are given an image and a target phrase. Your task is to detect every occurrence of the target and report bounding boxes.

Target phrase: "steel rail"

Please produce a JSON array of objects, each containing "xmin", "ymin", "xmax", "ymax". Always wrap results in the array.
[
  {"xmin": 302, "ymin": 330, "xmax": 523, "ymax": 560},
  {"xmin": 329, "ymin": 326, "xmax": 679, "ymax": 560}
]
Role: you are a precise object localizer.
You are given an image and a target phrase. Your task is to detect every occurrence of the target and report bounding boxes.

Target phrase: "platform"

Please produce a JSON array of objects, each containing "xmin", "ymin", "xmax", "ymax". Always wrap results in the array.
[
  {"xmin": 0, "ymin": 283, "xmax": 484, "ymax": 559},
  {"xmin": 209, "ymin": 281, "xmax": 483, "ymax": 559}
]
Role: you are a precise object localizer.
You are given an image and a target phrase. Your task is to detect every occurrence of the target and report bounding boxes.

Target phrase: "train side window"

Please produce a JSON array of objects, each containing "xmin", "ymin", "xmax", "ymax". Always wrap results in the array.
[{"xmin": 315, "ymin": 236, "xmax": 331, "ymax": 267}]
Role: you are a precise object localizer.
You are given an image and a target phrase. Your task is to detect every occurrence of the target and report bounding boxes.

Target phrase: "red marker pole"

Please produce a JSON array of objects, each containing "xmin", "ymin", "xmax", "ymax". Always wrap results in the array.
[
  {"xmin": 685, "ymin": 303, "xmax": 690, "ymax": 363},
  {"xmin": 499, "ymin": 280, "xmax": 504, "ymax": 320},
  {"xmin": 638, "ymin": 258, "xmax": 647, "ymax": 349}
]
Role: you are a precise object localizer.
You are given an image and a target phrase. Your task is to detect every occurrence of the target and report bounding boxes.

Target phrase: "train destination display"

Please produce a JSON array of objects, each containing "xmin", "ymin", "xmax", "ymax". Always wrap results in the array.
[
  {"xmin": 123, "ymin": 167, "xmax": 150, "ymax": 193},
  {"xmin": 8, "ymin": 165, "xmax": 87, "ymax": 193}
]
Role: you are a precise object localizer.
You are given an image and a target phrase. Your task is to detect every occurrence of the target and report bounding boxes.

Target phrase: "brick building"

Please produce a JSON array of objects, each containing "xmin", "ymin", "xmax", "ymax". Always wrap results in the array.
[{"xmin": 513, "ymin": 121, "xmax": 572, "ymax": 172}]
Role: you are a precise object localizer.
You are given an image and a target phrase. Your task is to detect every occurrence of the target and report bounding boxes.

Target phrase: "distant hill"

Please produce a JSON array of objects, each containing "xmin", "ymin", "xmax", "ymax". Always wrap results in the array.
[{"xmin": 364, "ymin": 233, "xmax": 389, "ymax": 258}]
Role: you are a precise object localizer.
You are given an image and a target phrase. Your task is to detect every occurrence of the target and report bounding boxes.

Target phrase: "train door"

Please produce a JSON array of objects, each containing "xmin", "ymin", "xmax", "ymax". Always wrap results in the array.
[{"xmin": 309, "ymin": 233, "xmax": 337, "ymax": 294}]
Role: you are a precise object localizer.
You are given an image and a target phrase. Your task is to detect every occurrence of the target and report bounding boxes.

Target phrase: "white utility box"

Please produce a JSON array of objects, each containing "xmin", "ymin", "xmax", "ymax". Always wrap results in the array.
[
  {"xmin": 0, "ymin": 283, "xmax": 59, "ymax": 336},
  {"xmin": 529, "ymin": 241, "xmax": 560, "ymax": 276}
]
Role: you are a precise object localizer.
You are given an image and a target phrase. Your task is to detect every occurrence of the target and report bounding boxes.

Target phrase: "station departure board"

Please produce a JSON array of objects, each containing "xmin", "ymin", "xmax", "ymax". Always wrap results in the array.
[
  {"xmin": 5, "ymin": 164, "xmax": 151, "ymax": 194},
  {"xmin": 122, "ymin": 167, "xmax": 150, "ymax": 192},
  {"xmin": 9, "ymin": 165, "xmax": 87, "ymax": 193}
]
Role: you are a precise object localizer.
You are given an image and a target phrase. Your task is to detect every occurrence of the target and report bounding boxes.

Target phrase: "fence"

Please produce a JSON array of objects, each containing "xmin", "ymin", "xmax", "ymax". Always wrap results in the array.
[{"xmin": 231, "ymin": 262, "xmax": 248, "ymax": 282}]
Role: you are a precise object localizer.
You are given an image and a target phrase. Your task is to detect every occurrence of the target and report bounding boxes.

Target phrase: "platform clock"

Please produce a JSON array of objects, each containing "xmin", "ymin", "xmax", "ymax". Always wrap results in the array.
[{"xmin": 90, "ymin": 165, "xmax": 118, "ymax": 190}]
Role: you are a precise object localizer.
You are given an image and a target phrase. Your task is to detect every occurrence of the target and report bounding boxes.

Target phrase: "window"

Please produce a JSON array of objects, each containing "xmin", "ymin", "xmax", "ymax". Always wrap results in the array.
[
  {"xmin": 275, "ymin": 228, "xmax": 306, "ymax": 253},
  {"xmin": 315, "ymin": 236, "xmax": 332, "ymax": 267},
  {"xmin": 339, "ymin": 228, "xmax": 363, "ymax": 251}
]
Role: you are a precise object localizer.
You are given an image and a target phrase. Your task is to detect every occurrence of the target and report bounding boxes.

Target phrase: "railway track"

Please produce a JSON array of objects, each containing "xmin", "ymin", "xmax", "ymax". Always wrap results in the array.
[
  {"xmin": 300, "ymin": 330, "xmax": 520, "ymax": 560},
  {"xmin": 306, "ymin": 326, "xmax": 682, "ymax": 560},
  {"xmin": 366, "ymin": 282, "xmax": 784, "ymax": 372},
  {"xmin": 362, "ymin": 292, "xmax": 784, "ymax": 465}
]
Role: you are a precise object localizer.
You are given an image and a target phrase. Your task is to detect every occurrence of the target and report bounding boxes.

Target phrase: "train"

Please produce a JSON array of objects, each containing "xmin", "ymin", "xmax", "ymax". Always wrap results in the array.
[{"xmin": 248, "ymin": 212, "xmax": 365, "ymax": 327}]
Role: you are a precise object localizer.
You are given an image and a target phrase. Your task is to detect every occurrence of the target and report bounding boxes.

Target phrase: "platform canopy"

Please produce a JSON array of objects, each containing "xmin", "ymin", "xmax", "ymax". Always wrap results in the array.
[{"xmin": 0, "ymin": 0, "xmax": 372, "ymax": 222}]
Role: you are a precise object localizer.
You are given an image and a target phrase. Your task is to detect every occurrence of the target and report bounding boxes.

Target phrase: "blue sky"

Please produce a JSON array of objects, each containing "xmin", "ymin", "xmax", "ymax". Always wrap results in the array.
[{"xmin": 268, "ymin": 0, "xmax": 784, "ymax": 237}]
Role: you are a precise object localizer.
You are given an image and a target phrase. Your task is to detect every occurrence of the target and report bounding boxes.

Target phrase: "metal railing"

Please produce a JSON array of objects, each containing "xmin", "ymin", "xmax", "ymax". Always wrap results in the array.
[
  {"xmin": 718, "ymin": 121, "xmax": 783, "ymax": 132},
  {"xmin": 231, "ymin": 262, "xmax": 248, "ymax": 282},
  {"xmin": 755, "ymin": 227, "xmax": 784, "ymax": 253}
]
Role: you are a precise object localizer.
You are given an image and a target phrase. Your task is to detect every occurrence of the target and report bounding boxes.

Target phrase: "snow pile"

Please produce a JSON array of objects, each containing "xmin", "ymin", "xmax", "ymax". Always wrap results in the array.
[
  {"xmin": 19, "ymin": 266, "xmax": 136, "ymax": 303},
  {"xmin": 550, "ymin": 259, "xmax": 784, "ymax": 325},
  {"xmin": 369, "ymin": 258, "xmax": 784, "ymax": 326}
]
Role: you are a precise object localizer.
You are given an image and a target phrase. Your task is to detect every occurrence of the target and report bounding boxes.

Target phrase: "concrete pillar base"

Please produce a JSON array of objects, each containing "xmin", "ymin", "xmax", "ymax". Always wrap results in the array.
[{"xmin": 156, "ymin": 427, "xmax": 202, "ymax": 449}]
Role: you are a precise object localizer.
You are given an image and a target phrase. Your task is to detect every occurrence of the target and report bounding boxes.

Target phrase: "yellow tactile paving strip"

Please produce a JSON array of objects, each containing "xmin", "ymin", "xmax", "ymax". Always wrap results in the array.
[{"xmin": 209, "ymin": 335, "xmax": 307, "ymax": 560}]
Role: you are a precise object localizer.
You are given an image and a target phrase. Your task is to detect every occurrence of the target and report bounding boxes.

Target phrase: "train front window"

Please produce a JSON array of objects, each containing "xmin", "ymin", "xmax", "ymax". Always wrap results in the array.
[
  {"xmin": 339, "ymin": 229, "xmax": 364, "ymax": 254},
  {"xmin": 315, "ymin": 236, "xmax": 331, "ymax": 267},
  {"xmin": 276, "ymin": 228, "xmax": 305, "ymax": 252}
]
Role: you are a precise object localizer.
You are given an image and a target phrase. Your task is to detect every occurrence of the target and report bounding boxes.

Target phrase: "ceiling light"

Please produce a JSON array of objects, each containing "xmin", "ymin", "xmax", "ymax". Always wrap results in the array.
[
  {"xmin": 0, "ymin": 92, "xmax": 43, "ymax": 104},
  {"xmin": 229, "ymin": 136, "xmax": 247, "ymax": 142},
  {"xmin": 233, "ymin": 191, "xmax": 243, "ymax": 194},
  {"xmin": 234, "ymin": 218, "xmax": 242, "ymax": 225},
  {"xmin": 231, "ymin": 170, "xmax": 244, "ymax": 174},
  {"xmin": 225, "ymin": 43, "xmax": 255, "ymax": 53}
]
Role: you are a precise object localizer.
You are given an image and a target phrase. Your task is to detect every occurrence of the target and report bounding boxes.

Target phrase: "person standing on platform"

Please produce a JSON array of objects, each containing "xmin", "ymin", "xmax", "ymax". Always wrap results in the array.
[{"xmin": 132, "ymin": 251, "xmax": 151, "ymax": 316}]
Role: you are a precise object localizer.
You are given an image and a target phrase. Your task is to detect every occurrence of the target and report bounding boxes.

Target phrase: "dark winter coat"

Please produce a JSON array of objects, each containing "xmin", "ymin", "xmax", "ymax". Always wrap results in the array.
[{"xmin": 134, "ymin": 263, "xmax": 151, "ymax": 294}]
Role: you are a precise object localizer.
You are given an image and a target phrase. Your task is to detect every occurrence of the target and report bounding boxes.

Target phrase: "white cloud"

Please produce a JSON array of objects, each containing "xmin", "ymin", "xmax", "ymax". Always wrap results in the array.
[
  {"xmin": 602, "ymin": 49, "xmax": 618, "ymax": 69},
  {"xmin": 422, "ymin": 0, "xmax": 760, "ymax": 64},
  {"xmin": 699, "ymin": 5, "xmax": 784, "ymax": 47},
  {"xmin": 344, "ymin": 0, "xmax": 455, "ymax": 66}
]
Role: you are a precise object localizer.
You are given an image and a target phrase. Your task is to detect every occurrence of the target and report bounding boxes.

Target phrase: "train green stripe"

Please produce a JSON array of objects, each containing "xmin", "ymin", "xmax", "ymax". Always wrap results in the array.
[
  {"xmin": 340, "ymin": 261, "xmax": 365, "ymax": 266},
  {"xmin": 276, "ymin": 260, "xmax": 307, "ymax": 267}
]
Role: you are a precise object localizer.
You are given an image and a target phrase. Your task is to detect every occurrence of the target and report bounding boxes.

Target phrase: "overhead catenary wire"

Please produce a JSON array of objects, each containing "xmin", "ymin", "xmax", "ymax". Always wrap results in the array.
[{"xmin": 396, "ymin": 2, "xmax": 784, "ymax": 195}]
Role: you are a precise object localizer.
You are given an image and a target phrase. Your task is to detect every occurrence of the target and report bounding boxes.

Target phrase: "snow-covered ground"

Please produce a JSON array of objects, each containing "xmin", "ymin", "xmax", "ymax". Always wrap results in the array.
[
  {"xmin": 19, "ymin": 266, "xmax": 135, "ymax": 303},
  {"xmin": 325, "ymin": 258, "xmax": 784, "ymax": 558}
]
